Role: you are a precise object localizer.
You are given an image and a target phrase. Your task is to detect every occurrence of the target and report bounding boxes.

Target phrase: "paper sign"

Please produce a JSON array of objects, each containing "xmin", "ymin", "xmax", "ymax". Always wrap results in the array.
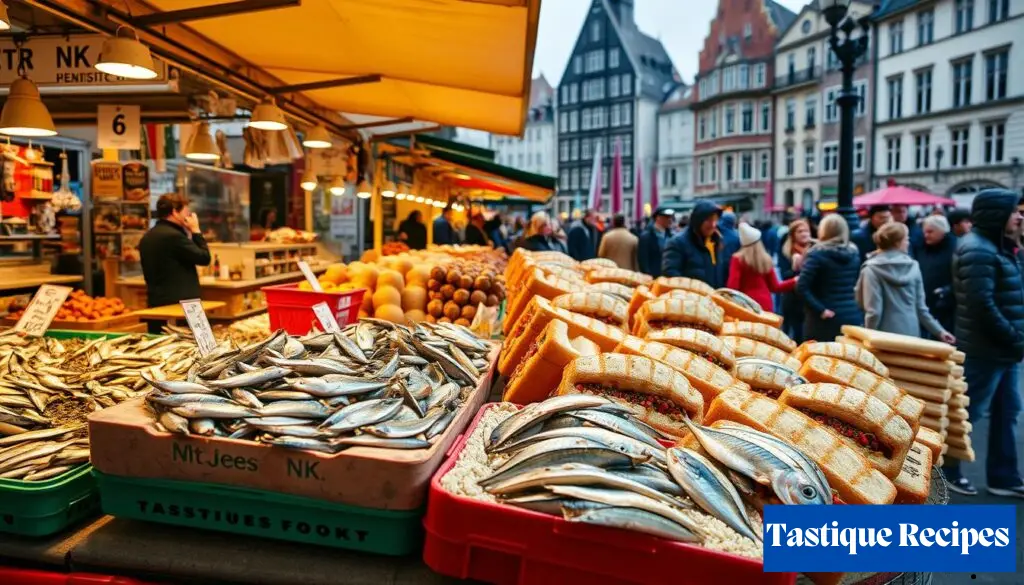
[
  {"xmin": 311, "ymin": 302, "xmax": 340, "ymax": 333},
  {"xmin": 97, "ymin": 105, "xmax": 141, "ymax": 150},
  {"xmin": 13, "ymin": 285, "xmax": 73, "ymax": 337},
  {"xmin": 297, "ymin": 261, "xmax": 323, "ymax": 292},
  {"xmin": 179, "ymin": 299, "xmax": 216, "ymax": 356}
]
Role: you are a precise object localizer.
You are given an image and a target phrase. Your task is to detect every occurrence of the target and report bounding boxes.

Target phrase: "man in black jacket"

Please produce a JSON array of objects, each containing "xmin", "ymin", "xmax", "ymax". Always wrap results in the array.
[
  {"xmin": 638, "ymin": 206, "xmax": 674, "ymax": 277},
  {"xmin": 139, "ymin": 194, "xmax": 211, "ymax": 318},
  {"xmin": 661, "ymin": 200, "xmax": 737, "ymax": 288},
  {"xmin": 850, "ymin": 205, "xmax": 892, "ymax": 263},
  {"xmin": 941, "ymin": 189, "xmax": 1024, "ymax": 499},
  {"xmin": 567, "ymin": 208, "xmax": 599, "ymax": 261}
]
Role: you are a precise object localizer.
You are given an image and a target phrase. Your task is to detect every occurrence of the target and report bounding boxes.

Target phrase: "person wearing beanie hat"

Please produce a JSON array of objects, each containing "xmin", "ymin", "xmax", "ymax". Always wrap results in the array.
[{"xmin": 726, "ymin": 222, "xmax": 797, "ymax": 312}]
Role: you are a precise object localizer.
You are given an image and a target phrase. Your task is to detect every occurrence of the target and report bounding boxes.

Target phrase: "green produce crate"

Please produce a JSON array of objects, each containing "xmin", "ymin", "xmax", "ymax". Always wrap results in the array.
[
  {"xmin": 0, "ymin": 464, "xmax": 100, "ymax": 536},
  {"xmin": 93, "ymin": 470, "xmax": 424, "ymax": 555}
]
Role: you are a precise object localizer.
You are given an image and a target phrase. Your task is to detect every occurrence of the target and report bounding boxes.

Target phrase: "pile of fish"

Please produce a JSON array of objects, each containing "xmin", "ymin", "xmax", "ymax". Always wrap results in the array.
[
  {"xmin": 480, "ymin": 395, "xmax": 832, "ymax": 545},
  {"xmin": 146, "ymin": 319, "xmax": 493, "ymax": 453},
  {"xmin": 0, "ymin": 330, "xmax": 197, "ymax": 481}
]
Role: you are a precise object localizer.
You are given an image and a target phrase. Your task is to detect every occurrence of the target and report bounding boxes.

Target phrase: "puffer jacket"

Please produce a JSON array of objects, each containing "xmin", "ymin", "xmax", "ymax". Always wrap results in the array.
[
  {"xmin": 797, "ymin": 239, "xmax": 863, "ymax": 342},
  {"xmin": 953, "ymin": 189, "xmax": 1024, "ymax": 363},
  {"xmin": 855, "ymin": 250, "xmax": 946, "ymax": 337},
  {"xmin": 913, "ymin": 232, "xmax": 957, "ymax": 334},
  {"xmin": 661, "ymin": 201, "xmax": 737, "ymax": 288}
]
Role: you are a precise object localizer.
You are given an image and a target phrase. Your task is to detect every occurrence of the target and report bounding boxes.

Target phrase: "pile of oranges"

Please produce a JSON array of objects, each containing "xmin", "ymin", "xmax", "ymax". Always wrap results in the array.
[
  {"xmin": 381, "ymin": 241, "xmax": 410, "ymax": 256},
  {"xmin": 7, "ymin": 290, "xmax": 131, "ymax": 322}
]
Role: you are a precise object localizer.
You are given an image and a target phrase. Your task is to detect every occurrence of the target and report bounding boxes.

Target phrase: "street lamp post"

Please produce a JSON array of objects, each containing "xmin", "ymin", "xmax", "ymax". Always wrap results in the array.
[{"xmin": 823, "ymin": 0, "xmax": 871, "ymax": 228}]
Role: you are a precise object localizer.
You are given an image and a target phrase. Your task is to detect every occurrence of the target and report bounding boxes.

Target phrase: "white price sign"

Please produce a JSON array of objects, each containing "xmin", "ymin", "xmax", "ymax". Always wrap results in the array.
[
  {"xmin": 13, "ymin": 285, "xmax": 74, "ymax": 337},
  {"xmin": 179, "ymin": 299, "xmax": 217, "ymax": 357},
  {"xmin": 297, "ymin": 261, "xmax": 323, "ymax": 292},
  {"xmin": 97, "ymin": 105, "xmax": 141, "ymax": 150},
  {"xmin": 311, "ymin": 302, "xmax": 340, "ymax": 333}
]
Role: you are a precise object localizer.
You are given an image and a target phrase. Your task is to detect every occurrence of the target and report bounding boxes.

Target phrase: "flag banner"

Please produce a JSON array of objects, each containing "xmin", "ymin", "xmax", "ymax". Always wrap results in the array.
[{"xmin": 588, "ymin": 140, "xmax": 604, "ymax": 211}]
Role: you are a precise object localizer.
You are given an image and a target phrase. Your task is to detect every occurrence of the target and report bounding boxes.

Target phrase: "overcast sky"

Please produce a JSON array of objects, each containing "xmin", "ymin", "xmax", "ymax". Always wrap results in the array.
[{"xmin": 533, "ymin": 0, "xmax": 809, "ymax": 85}]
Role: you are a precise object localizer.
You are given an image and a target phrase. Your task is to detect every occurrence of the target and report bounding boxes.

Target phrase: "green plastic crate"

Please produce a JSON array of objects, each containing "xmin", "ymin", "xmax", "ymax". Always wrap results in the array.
[
  {"xmin": 93, "ymin": 470, "xmax": 424, "ymax": 555},
  {"xmin": 0, "ymin": 464, "xmax": 100, "ymax": 536}
]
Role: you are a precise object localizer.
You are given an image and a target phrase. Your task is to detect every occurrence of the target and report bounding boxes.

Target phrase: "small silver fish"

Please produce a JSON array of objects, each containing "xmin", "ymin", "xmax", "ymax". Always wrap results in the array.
[
  {"xmin": 206, "ymin": 367, "xmax": 291, "ymax": 389},
  {"xmin": 667, "ymin": 447, "xmax": 759, "ymax": 543},
  {"xmin": 332, "ymin": 435, "xmax": 430, "ymax": 450}
]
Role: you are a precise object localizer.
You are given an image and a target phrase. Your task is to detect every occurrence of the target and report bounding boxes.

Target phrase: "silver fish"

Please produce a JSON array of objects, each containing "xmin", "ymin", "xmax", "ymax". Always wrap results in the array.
[
  {"xmin": 667, "ymin": 447, "xmax": 759, "ymax": 543},
  {"xmin": 262, "ymin": 435, "xmax": 337, "ymax": 453},
  {"xmin": 258, "ymin": 425, "xmax": 329, "ymax": 439},
  {"xmin": 263, "ymin": 357, "xmax": 356, "ymax": 376},
  {"xmin": 332, "ymin": 435, "xmax": 430, "ymax": 450},
  {"xmin": 547, "ymin": 485, "xmax": 703, "ymax": 543},
  {"xmin": 364, "ymin": 410, "xmax": 445, "ymax": 439},
  {"xmin": 355, "ymin": 323, "xmax": 375, "ymax": 352},
  {"xmin": 230, "ymin": 389, "xmax": 265, "ymax": 409},
  {"xmin": 502, "ymin": 492, "xmax": 572, "ymax": 516},
  {"xmin": 244, "ymin": 416, "xmax": 315, "ymax": 427},
  {"xmin": 487, "ymin": 395, "xmax": 622, "ymax": 452},
  {"xmin": 289, "ymin": 378, "xmax": 387, "ymax": 398},
  {"xmin": 207, "ymin": 367, "xmax": 291, "ymax": 389},
  {"xmin": 147, "ymin": 393, "xmax": 233, "ymax": 407},
  {"xmin": 256, "ymin": 390, "xmax": 317, "ymax": 401},
  {"xmin": 170, "ymin": 403, "xmax": 258, "ymax": 419},
  {"xmin": 188, "ymin": 418, "xmax": 217, "ymax": 436},
  {"xmin": 425, "ymin": 408, "xmax": 457, "ymax": 439},
  {"xmin": 425, "ymin": 382, "xmax": 460, "ymax": 412},
  {"xmin": 481, "ymin": 437, "xmax": 649, "ymax": 487},
  {"xmin": 319, "ymin": 398, "xmax": 404, "ymax": 434},
  {"xmin": 563, "ymin": 409, "xmax": 666, "ymax": 449},
  {"xmin": 489, "ymin": 426, "xmax": 666, "ymax": 467},
  {"xmin": 158, "ymin": 411, "xmax": 191, "ymax": 434},
  {"xmin": 713, "ymin": 421, "xmax": 831, "ymax": 502},
  {"xmin": 562, "ymin": 504, "xmax": 699, "ymax": 543},
  {"xmin": 281, "ymin": 337, "xmax": 306, "ymax": 359},
  {"xmin": 606, "ymin": 466, "xmax": 686, "ymax": 497},
  {"xmin": 141, "ymin": 372, "xmax": 218, "ymax": 395},
  {"xmin": 333, "ymin": 331, "xmax": 369, "ymax": 364},
  {"xmin": 258, "ymin": 400, "xmax": 332, "ymax": 419}
]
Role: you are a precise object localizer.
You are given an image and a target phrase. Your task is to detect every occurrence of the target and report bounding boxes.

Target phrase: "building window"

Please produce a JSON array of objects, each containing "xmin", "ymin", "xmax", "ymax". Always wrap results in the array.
[
  {"xmin": 622, "ymin": 135, "xmax": 632, "ymax": 157},
  {"xmin": 698, "ymin": 114, "xmax": 707, "ymax": 141},
  {"xmin": 559, "ymin": 112, "xmax": 567, "ymax": 132},
  {"xmin": 755, "ymin": 64, "xmax": 766, "ymax": 87},
  {"xmin": 827, "ymin": 47, "xmax": 839, "ymax": 71},
  {"xmin": 570, "ymin": 84, "xmax": 578, "ymax": 103},
  {"xmin": 823, "ymin": 143, "xmax": 839, "ymax": 173},
  {"xmin": 741, "ymin": 153, "xmax": 753, "ymax": 181},
  {"xmin": 854, "ymin": 139, "xmax": 866, "ymax": 171},
  {"xmin": 725, "ymin": 105, "xmax": 736, "ymax": 135},
  {"xmin": 710, "ymin": 108, "xmax": 718, "ymax": 138},
  {"xmin": 914, "ymin": 133, "xmax": 931, "ymax": 170},
  {"xmin": 623, "ymin": 163, "xmax": 633, "ymax": 188},
  {"xmin": 917, "ymin": 9, "xmax": 934, "ymax": 45},
  {"xmin": 738, "ymin": 64, "xmax": 749, "ymax": 89},
  {"xmin": 760, "ymin": 152, "xmax": 770, "ymax": 179},
  {"xmin": 581, "ymin": 167, "xmax": 591, "ymax": 188},
  {"xmin": 955, "ymin": 0, "xmax": 974, "ymax": 33},
  {"xmin": 951, "ymin": 127, "xmax": 970, "ymax": 166},
  {"xmin": 953, "ymin": 58, "xmax": 973, "ymax": 108},
  {"xmin": 593, "ymin": 106, "xmax": 607, "ymax": 129},
  {"xmin": 570, "ymin": 168, "xmax": 579, "ymax": 190},
  {"xmin": 608, "ymin": 48, "xmax": 619, "ymax": 68},
  {"xmin": 855, "ymin": 81, "xmax": 868, "ymax": 117},
  {"xmin": 807, "ymin": 46, "xmax": 817, "ymax": 70},
  {"xmin": 787, "ymin": 53, "xmax": 796, "ymax": 76},
  {"xmin": 824, "ymin": 88, "xmax": 838, "ymax": 123},
  {"xmin": 560, "ymin": 86, "xmax": 568, "ymax": 106},
  {"xmin": 602, "ymin": 166, "xmax": 609, "ymax": 190},
  {"xmin": 609, "ymin": 76, "xmax": 620, "ymax": 97},
  {"xmin": 570, "ymin": 139, "xmax": 579, "ymax": 161},
  {"xmin": 785, "ymin": 146, "xmax": 795, "ymax": 177},
  {"xmin": 985, "ymin": 50, "xmax": 1009, "ymax": 101},
  {"xmin": 710, "ymin": 156, "xmax": 717, "ymax": 181},
  {"xmin": 573, "ymin": 56, "xmax": 582, "ymax": 74},
  {"xmin": 590, "ymin": 20, "xmax": 601, "ymax": 42},
  {"xmin": 583, "ymin": 138, "xmax": 593, "ymax": 159},
  {"xmin": 741, "ymin": 102, "xmax": 754, "ymax": 133},
  {"xmin": 559, "ymin": 170, "xmax": 569, "ymax": 190},
  {"xmin": 581, "ymin": 109, "xmax": 591, "ymax": 131},
  {"xmin": 570, "ymin": 110, "xmax": 579, "ymax": 132},
  {"xmin": 983, "ymin": 121, "xmax": 1005, "ymax": 164},
  {"xmin": 725, "ymin": 155, "xmax": 734, "ymax": 181},
  {"xmin": 805, "ymin": 144, "xmax": 816, "ymax": 174},
  {"xmin": 785, "ymin": 99, "xmax": 796, "ymax": 130},
  {"xmin": 559, "ymin": 141, "xmax": 568, "ymax": 162},
  {"xmin": 886, "ymin": 136, "xmax": 901, "ymax": 173},
  {"xmin": 915, "ymin": 69, "xmax": 932, "ymax": 114},
  {"xmin": 723, "ymin": 66, "xmax": 735, "ymax": 92},
  {"xmin": 698, "ymin": 159, "xmax": 706, "ymax": 184},
  {"xmin": 585, "ymin": 50, "xmax": 605, "ymax": 73},
  {"xmin": 622, "ymin": 103, "xmax": 632, "ymax": 125},
  {"xmin": 887, "ymin": 76, "xmax": 903, "ymax": 119},
  {"xmin": 989, "ymin": 0, "xmax": 1010, "ymax": 23},
  {"xmin": 610, "ymin": 105, "xmax": 620, "ymax": 127},
  {"xmin": 889, "ymin": 20, "xmax": 904, "ymax": 55},
  {"xmin": 621, "ymin": 74, "xmax": 632, "ymax": 95},
  {"xmin": 760, "ymin": 101, "xmax": 771, "ymax": 132},
  {"xmin": 805, "ymin": 96, "xmax": 817, "ymax": 127},
  {"xmin": 744, "ymin": 22, "xmax": 753, "ymax": 39}
]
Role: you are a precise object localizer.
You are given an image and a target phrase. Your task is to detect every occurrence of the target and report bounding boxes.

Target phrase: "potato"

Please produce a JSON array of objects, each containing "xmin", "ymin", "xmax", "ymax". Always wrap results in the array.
[
  {"xmin": 430, "ymin": 266, "xmax": 447, "ymax": 282},
  {"xmin": 453, "ymin": 289, "xmax": 471, "ymax": 305},
  {"xmin": 461, "ymin": 304, "xmax": 476, "ymax": 320},
  {"xmin": 485, "ymin": 294, "xmax": 499, "ymax": 307},
  {"xmin": 454, "ymin": 318, "xmax": 471, "ymax": 327},
  {"xmin": 458, "ymin": 275, "xmax": 474, "ymax": 290},
  {"xmin": 446, "ymin": 270, "xmax": 462, "ymax": 286},
  {"xmin": 426, "ymin": 278, "xmax": 441, "ymax": 292},
  {"xmin": 440, "ymin": 284, "xmax": 456, "ymax": 300},
  {"xmin": 474, "ymin": 275, "xmax": 492, "ymax": 292},
  {"xmin": 470, "ymin": 290, "xmax": 487, "ymax": 306},
  {"xmin": 427, "ymin": 298, "xmax": 444, "ymax": 317},
  {"xmin": 443, "ymin": 301, "xmax": 461, "ymax": 320}
]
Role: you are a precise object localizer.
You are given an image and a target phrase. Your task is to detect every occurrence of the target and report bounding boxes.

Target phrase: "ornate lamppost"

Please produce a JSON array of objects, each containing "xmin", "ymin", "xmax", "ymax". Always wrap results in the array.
[{"xmin": 822, "ymin": 0, "xmax": 871, "ymax": 227}]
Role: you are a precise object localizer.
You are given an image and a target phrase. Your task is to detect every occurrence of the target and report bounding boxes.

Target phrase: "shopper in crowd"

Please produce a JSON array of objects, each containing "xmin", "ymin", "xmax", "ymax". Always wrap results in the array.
[
  {"xmin": 485, "ymin": 214, "xmax": 509, "ymax": 253},
  {"xmin": 855, "ymin": 222, "xmax": 954, "ymax": 341},
  {"xmin": 796, "ymin": 214, "xmax": 863, "ymax": 342},
  {"xmin": 947, "ymin": 208, "xmax": 972, "ymax": 238},
  {"xmin": 397, "ymin": 210, "xmax": 427, "ymax": 250},
  {"xmin": 851, "ymin": 205, "xmax": 892, "ymax": 263},
  {"xmin": 890, "ymin": 204, "xmax": 923, "ymax": 252},
  {"xmin": 662, "ymin": 201, "xmax": 736, "ymax": 288},
  {"xmin": 521, "ymin": 211, "xmax": 566, "ymax": 253},
  {"xmin": 432, "ymin": 205, "xmax": 458, "ymax": 246},
  {"xmin": 913, "ymin": 215, "xmax": 957, "ymax": 335},
  {"xmin": 567, "ymin": 208, "xmax": 599, "ymax": 261},
  {"xmin": 727, "ymin": 223, "xmax": 797, "ymax": 312},
  {"xmin": 638, "ymin": 206, "xmax": 675, "ymax": 277},
  {"xmin": 139, "ymin": 195, "xmax": 211, "ymax": 333},
  {"xmin": 718, "ymin": 211, "xmax": 741, "ymax": 256},
  {"xmin": 598, "ymin": 214, "xmax": 639, "ymax": 271},
  {"xmin": 464, "ymin": 212, "xmax": 489, "ymax": 246},
  {"xmin": 942, "ymin": 189, "xmax": 1024, "ymax": 499},
  {"xmin": 778, "ymin": 218, "xmax": 813, "ymax": 343},
  {"xmin": 759, "ymin": 219, "xmax": 781, "ymax": 259}
]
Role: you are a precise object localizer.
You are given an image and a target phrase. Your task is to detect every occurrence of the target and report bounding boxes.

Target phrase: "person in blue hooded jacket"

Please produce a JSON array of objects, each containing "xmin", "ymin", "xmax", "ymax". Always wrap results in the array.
[
  {"xmin": 718, "ymin": 210, "xmax": 742, "ymax": 256},
  {"xmin": 796, "ymin": 213, "xmax": 863, "ymax": 342},
  {"xmin": 661, "ymin": 201, "xmax": 737, "ymax": 288}
]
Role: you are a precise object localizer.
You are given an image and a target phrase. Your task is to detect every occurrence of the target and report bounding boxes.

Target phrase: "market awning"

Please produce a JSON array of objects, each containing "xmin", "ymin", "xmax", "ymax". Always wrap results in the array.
[{"xmin": 141, "ymin": 0, "xmax": 542, "ymax": 136}]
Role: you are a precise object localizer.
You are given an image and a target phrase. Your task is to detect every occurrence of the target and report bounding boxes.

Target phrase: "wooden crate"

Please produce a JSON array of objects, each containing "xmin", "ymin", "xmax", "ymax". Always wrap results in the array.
[{"xmin": 2, "ymin": 312, "xmax": 141, "ymax": 332}]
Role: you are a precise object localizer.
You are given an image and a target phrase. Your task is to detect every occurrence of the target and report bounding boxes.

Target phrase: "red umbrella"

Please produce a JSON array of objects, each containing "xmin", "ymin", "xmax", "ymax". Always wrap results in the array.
[
  {"xmin": 610, "ymin": 139, "xmax": 623, "ymax": 214},
  {"xmin": 649, "ymin": 161, "xmax": 660, "ymax": 212},
  {"xmin": 854, "ymin": 185, "xmax": 955, "ymax": 207}
]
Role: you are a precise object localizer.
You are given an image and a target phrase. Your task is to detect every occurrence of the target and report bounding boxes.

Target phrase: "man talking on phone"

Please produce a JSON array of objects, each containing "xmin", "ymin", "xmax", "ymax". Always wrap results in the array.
[{"xmin": 139, "ymin": 194, "xmax": 211, "ymax": 331}]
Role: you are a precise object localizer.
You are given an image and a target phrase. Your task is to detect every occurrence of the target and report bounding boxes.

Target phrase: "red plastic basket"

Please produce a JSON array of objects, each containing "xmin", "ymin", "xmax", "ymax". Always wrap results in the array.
[
  {"xmin": 423, "ymin": 404, "xmax": 796, "ymax": 585},
  {"xmin": 262, "ymin": 284, "xmax": 365, "ymax": 335},
  {"xmin": 0, "ymin": 568, "xmax": 158, "ymax": 585}
]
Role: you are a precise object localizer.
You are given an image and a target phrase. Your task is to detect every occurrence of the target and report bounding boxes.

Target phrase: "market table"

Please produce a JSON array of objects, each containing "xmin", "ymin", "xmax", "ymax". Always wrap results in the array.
[{"xmin": 133, "ymin": 300, "xmax": 228, "ymax": 328}]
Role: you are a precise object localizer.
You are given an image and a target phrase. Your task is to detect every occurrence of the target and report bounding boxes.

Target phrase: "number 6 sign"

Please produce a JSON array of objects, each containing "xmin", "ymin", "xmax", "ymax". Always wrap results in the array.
[{"xmin": 97, "ymin": 105, "xmax": 141, "ymax": 150}]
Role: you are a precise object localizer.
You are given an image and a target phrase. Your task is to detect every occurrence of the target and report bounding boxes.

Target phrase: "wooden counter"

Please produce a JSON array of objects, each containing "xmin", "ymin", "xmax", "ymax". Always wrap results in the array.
[{"xmin": 0, "ymin": 263, "xmax": 82, "ymax": 293}]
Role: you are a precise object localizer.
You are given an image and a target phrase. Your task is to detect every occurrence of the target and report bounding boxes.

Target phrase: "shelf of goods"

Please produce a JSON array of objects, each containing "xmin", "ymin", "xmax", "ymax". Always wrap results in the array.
[
  {"xmin": 90, "ymin": 161, "xmax": 152, "ymax": 272},
  {"xmin": 1, "ymin": 292, "xmax": 142, "ymax": 333}
]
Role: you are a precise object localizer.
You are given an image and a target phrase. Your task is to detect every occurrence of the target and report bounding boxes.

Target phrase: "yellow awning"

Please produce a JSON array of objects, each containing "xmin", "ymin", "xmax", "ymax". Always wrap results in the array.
[{"xmin": 144, "ymin": 0, "xmax": 541, "ymax": 136}]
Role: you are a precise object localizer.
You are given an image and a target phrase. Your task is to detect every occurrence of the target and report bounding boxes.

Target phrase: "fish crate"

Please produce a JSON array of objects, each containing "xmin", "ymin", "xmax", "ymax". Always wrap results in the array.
[
  {"xmin": 87, "ymin": 346, "xmax": 498, "ymax": 510},
  {"xmin": 93, "ymin": 469, "xmax": 423, "ymax": 554},
  {"xmin": 0, "ymin": 464, "xmax": 100, "ymax": 536},
  {"xmin": 262, "ymin": 283, "xmax": 365, "ymax": 335},
  {"xmin": 423, "ymin": 404, "xmax": 797, "ymax": 585}
]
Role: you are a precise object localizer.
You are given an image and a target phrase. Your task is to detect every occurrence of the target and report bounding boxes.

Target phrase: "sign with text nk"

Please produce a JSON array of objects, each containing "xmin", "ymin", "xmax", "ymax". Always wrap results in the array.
[
  {"xmin": 97, "ymin": 105, "xmax": 141, "ymax": 150},
  {"xmin": 179, "ymin": 299, "xmax": 216, "ymax": 357},
  {"xmin": 13, "ymin": 285, "xmax": 73, "ymax": 337}
]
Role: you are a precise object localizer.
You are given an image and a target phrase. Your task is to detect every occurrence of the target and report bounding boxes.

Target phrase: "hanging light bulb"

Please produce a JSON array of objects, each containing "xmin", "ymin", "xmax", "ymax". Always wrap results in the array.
[
  {"xmin": 414, "ymin": 196, "xmax": 425, "ymax": 204},
  {"xmin": 424, "ymin": 197, "xmax": 433, "ymax": 206},
  {"xmin": 300, "ymin": 167, "xmax": 317, "ymax": 191},
  {"xmin": 302, "ymin": 124, "xmax": 332, "ymax": 149},
  {"xmin": 433, "ymin": 200, "xmax": 444, "ymax": 208},
  {"xmin": 0, "ymin": 78, "xmax": 57, "ymax": 137},
  {"xmin": 329, "ymin": 177, "xmax": 346, "ymax": 196},
  {"xmin": 96, "ymin": 26, "xmax": 158, "ymax": 80},
  {"xmin": 356, "ymin": 179, "xmax": 372, "ymax": 199},
  {"xmin": 250, "ymin": 99, "xmax": 288, "ymax": 130},
  {"xmin": 184, "ymin": 122, "xmax": 219, "ymax": 160},
  {"xmin": 1, "ymin": 2, "xmax": 13, "ymax": 31},
  {"xmin": 381, "ymin": 180, "xmax": 396, "ymax": 198},
  {"xmin": 395, "ymin": 191, "xmax": 407, "ymax": 201}
]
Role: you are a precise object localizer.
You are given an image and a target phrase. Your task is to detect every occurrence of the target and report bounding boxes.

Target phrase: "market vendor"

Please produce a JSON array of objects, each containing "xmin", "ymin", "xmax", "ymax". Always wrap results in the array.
[{"xmin": 139, "ymin": 194, "xmax": 211, "ymax": 330}]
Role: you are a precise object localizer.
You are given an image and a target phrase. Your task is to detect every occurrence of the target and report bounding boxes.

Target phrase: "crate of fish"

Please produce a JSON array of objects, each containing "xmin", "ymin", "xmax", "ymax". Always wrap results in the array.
[
  {"xmin": 93, "ymin": 469, "xmax": 423, "ymax": 554},
  {"xmin": 0, "ymin": 329, "xmax": 199, "ymax": 536},
  {"xmin": 88, "ymin": 321, "xmax": 498, "ymax": 510},
  {"xmin": 423, "ymin": 398, "xmax": 798, "ymax": 585}
]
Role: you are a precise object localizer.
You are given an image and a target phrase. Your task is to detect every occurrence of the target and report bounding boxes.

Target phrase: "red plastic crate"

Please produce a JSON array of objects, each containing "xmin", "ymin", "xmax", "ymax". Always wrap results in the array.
[
  {"xmin": 262, "ymin": 284, "xmax": 365, "ymax": 335},
  {"xmin": 423, "ymin": 404, "xmax": 796, "ymax": 585},
  {"xmin": 0, "ymin": 568, "xmax": 158, "ymax": 585}
]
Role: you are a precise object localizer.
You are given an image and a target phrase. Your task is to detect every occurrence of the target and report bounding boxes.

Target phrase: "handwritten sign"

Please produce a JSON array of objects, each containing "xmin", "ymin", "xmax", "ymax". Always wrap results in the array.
[
  {"xmin": 311, "ymin": 302, "xmax": 340, "ymax": 333},
  {"xmin": 179, "ymin": 299, "xmax": 216, "ymax": 356},
  {"xmin": 297, "ymin": 261, "xmax": 323, "ymax": 292},
  {"xmin": 13, "ymin": 285, "xmax": 73, "ymax": 337}
]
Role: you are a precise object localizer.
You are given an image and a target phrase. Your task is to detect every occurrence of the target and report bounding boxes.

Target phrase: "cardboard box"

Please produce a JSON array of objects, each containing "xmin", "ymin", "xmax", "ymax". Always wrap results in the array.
[{"xmin": 89, "ymin": 347, "xmax": 497, "ymax": 510}]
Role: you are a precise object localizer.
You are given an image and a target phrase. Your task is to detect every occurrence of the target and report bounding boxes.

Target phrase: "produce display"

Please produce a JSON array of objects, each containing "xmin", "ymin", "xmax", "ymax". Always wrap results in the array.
[
  {"xmin": 0, "ymin": 331, "xmax": 196, "ymax": 481},
  {"xmin": 6, "ymin": 290, "xmax": 131, "ymax": 322},
  {"xmin": 144, "ymin": 320, "xmax": 492, "ymax": 452},
  {"xmin": 381, "ymin": 241, "xmax": 410, "ymax": 256}
]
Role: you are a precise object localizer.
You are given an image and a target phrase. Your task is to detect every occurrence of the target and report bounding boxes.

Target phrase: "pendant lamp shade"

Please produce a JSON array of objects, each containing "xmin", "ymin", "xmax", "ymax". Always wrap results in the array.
[
  {"xmin": 302, "ymin": 124, "xmax": 332, "ymax": 149},
  {"xmin": 329, "ymin": 177, "xmax": 345, "ymax": 196},
  {"xmin": 0, "ymin": 78, "xmax": 57, "ymax": 137},
  {"xmin": 96, "ymin": 27, "xmax": 158, "ymax": 80},
  {"xmin": 381, "ymin": 180, "xmax": 396, "ymax": 198},
  {"xmin": 0, "ymin": 2, "xmax": 11, "ymax": 31},
  {"xmin": 355, "ymin": 179, "xmax": 372, "ymax": 199},
  {"xmin": 184, "ymin": 122, "xmax": 219, "ymax": 161},
  {"xmin": 300, "ymin": 168, "xmax": 317, "ymax": 191},
  {"xmin": 250, "ymin": 99, "xmax": 288, "ymax": 131}
]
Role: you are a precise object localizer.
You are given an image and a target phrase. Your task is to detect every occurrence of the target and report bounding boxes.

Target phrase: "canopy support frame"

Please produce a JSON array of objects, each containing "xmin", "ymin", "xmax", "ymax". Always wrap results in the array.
[
  {"xmin": 130, "ymin": 0, "xmax": 301, "ymax": 27},
  {"xmin": 270, "ymin": 74, "xmax": 384, "ymax": 94}
]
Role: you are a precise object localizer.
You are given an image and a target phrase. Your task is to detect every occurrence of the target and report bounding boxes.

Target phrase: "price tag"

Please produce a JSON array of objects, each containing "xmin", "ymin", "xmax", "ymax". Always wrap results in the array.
[
  {"xmin": 13, "ymin": 285, "xmax": 74, "ymax": 337},
  {"xmin": 179, "ymin": 299, "xmax": 216, "ymax": 356},
  {"xmin": 311, "ymin": 301, "xmax": 340, "ymax": 333},
  {"xmin": 297, "ymin": 261, "xmax": 323, "ymax": 292},
  {"xmin": 97, "ymin": 105, "xmax": 141, "ymax": 150}
]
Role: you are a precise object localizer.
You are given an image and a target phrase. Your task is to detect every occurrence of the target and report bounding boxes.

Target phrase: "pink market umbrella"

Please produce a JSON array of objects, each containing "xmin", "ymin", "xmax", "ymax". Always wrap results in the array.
[
  {"xmin": 634, "ymin": 158, "xmax": 644, "ymax": 225},
  {"xmin": 610, "ymin": 139, "xmax": 623, "ymax": 214},
  {"xmin": 854, "ymin": 185, "xmax": 955, "ymax": 207}
]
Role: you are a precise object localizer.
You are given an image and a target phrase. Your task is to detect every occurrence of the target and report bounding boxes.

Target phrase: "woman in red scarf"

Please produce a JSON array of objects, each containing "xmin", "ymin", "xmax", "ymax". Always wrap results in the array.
[{"xmin": 727, "ymin": 222, "xmax": 796, "ymax": 311}]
